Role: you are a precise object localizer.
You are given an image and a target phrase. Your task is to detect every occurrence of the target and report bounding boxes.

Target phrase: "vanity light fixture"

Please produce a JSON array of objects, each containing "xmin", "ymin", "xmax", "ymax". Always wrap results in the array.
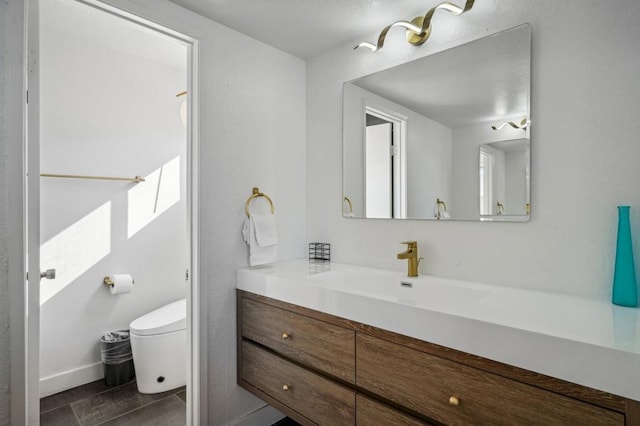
[
  {"xmin": 491, "ymin": 118, "xmax": 530, "ymax": 131},
  {"xmin": 354, "ymin": 0, "xmax": 475, "ymax": 52}
]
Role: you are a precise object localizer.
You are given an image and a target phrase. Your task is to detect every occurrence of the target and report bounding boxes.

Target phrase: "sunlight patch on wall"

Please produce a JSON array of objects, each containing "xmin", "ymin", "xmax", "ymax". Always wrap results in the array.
[
  {"xmin": 128, "ymin": 156, "xmax": 181, "ymax": 238},
  {"xmin": 40, "ymin": 201, "xmax": 112, "ymax": 305}
]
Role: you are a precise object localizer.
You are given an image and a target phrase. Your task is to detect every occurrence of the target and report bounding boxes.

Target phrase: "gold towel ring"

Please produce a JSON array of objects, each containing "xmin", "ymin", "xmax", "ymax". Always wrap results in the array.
[
  {"xmin": 245, "ymin": 187, "xmax": 274, "ymax": 217},
  {"xmin": 437, "ymin": 198, "xmax": 447, "ymax": 212},
  {"xmin": 343, "ymin": 197, "xmax": 353, "ymax": 215}
]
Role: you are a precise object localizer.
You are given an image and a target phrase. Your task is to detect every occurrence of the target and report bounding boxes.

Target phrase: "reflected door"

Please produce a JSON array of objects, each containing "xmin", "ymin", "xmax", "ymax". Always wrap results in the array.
[
  {"xmin": 365, "ymin": 121, "xmax": 393, "ymax": 218},
  {"xmin": 479, "ymin": 149, "xmax": 493, "ymax": 215}
]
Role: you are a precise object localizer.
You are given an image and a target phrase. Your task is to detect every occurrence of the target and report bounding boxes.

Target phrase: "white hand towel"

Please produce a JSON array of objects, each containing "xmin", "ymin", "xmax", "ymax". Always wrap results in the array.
[
  {"xmin": 252, "ymin": 213, "xmax": 278, "ymax": 247},
  {"xmin": 242, "ymin": 213, "xmax": 277, "ymax": 266},
  {"xmin": 434, "ymin": 204, "xmax": 450, "ymax": 219}
]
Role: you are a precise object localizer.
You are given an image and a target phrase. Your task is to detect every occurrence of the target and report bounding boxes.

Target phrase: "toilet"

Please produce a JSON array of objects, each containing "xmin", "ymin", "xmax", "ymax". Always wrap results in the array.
[{"xmin": 129, "ymin": 298, "xmax": 187, "ymax": 394}]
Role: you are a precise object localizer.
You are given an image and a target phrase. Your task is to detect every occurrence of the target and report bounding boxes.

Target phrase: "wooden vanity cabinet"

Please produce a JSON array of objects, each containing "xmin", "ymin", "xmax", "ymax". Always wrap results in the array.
[
  {"xmin": 357, "ymin": 333, "xmax": 623, "ymax": 425},
  {"xmin": 355, "ymin": 394, "xmax": 431, "ymax": 426},
  {"xmin": 237, "ymin": 290, "xmax": 639, "ymax": 425},
  {"xmin": 240, "ymin": 297, "xmax": 355, "ymax": 383},
  {"xmin": 242, "ymin": 340, "xmax": 355, "ymax": 425}
]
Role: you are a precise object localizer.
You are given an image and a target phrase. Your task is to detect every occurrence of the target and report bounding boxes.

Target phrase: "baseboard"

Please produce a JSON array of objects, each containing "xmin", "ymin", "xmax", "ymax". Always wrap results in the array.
[
  {"xmin": 231, "ymin": 404, "xmax": 285, "ymax": 426},
  {"xmin": 39, "ymin": 361, "xmax": 104, "ymax": 398}
]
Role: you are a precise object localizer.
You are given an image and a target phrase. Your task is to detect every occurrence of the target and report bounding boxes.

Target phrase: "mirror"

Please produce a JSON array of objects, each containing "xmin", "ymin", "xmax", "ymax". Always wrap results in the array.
[
  {"xmin": 343, "ymin": 24, "xmax": 530, "ymax": 221},
  {"xmin": 479, "ymin": 139, "xmax": 530, "ymax": 219}
]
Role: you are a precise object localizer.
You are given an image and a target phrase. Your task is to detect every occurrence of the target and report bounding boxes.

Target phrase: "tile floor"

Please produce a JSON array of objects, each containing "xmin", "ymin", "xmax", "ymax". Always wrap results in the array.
[
  {"xmin": 40, "ymin": 378, "xmax": 301, "ymax": 426},
  {"xmin": 40, "ymin": 379, "xmax": 186, "ymax": 426}
]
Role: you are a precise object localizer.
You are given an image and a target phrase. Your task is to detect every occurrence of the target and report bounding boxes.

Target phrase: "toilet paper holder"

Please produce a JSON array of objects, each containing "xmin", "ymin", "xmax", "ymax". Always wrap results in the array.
[{"xmin": 103, "ymin": 276, "xmax": 135, "ymax": 287}]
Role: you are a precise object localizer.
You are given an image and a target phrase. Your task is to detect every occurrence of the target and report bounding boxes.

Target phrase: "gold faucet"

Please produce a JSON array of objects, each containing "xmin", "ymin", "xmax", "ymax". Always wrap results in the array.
[{"xmin": 397, "ymin": 241, "xmax": 422, "ymax": 277}]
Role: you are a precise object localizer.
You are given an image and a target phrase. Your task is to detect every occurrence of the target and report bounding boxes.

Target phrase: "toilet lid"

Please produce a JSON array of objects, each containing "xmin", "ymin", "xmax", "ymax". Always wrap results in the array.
[{"xmin": 130, "ymin": 299, "xmax": 186, "ymax": 336}]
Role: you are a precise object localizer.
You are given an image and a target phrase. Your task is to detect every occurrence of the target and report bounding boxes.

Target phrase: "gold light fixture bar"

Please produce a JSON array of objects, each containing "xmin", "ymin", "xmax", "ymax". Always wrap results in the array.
[
  {"xmin": 41, "ymin": 173, "xmax": 145, "ymax": 182},
  {"xmin": 491, "ymin": 118, "xmax": 530, "ymax": 131},
  {"xmin": 355, "ymin": 0, "xmax": 475, "ymax": 52}
]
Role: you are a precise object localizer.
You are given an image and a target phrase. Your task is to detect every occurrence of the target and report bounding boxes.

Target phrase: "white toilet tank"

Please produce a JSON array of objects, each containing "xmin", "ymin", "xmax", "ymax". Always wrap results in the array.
[{"xmin": 130, "ymin": 299, "xmax": 186, "ymax": 394}]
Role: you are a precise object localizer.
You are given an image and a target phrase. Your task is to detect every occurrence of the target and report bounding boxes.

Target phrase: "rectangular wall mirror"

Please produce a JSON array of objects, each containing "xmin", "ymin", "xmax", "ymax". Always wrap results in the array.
[{"xmin": 343, "ymin": 24, "xmax": 531, "ymax": 221}]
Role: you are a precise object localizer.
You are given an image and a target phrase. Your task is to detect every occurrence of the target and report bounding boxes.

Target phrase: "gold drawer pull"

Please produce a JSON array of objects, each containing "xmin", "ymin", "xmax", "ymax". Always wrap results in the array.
[
  {"xmin": 282, "ymin": 332, "xmax": 289, "ymax": 339},
  {"xmin": 282, "ymin": 384, "xmax": 290, "ymax": 391},
  {"xmin": 449, "ymin": 396, "xmax": 460, "ymax": 406}
]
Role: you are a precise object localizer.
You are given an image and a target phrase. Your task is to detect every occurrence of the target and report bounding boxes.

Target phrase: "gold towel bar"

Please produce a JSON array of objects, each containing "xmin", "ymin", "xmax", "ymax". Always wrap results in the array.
[
  {"xmin": 41, "ymin": 173, "xmax": 145, "ymax": 182},
  {"xmin": 40, "ymin": 173, "xmax": 144, "ymax": 182},
  {"xmin": 245, "ymin": 187, "xmax": 274, "ymax": 217}
]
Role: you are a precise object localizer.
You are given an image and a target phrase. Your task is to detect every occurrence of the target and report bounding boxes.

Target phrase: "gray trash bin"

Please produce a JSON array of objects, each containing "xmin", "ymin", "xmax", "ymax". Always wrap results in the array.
[{"xmin": 100, "ymin": 330, "xmax": 135, "ymax": 386}]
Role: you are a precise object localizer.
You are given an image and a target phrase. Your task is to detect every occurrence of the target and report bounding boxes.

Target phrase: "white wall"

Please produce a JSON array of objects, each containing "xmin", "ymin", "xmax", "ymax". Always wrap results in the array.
[
  {"xmin": 404, "ymin": 109, "xmax": 452, "ymax": 220},
  {"xmin": 0, "ymin": 3, "xmax": 12, "ymax": 420},
  {"xmin": 504, "ymin": 149, "xmax": 527, "ymax": 214},
  {"xmin": 1, "ymin": 0, "xmax": 27, "ymax": 423},
  {"xmin": 1, "ymin": 1, "xmax": 306, "ymax": 425},
  {"xmin": 307, "ymin": 0, "xmax": 640, "ymax": 298},
  {"xmin": 478, "ymin": 144, "xmax": 506, "ymax": 217},
  {"xmin": 38, "ymin": 18, "xmax": 188, "ymax": 395}
]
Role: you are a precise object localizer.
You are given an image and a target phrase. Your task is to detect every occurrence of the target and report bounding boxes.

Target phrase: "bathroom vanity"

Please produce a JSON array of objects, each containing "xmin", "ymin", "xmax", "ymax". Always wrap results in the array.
[{"xmin": 237, "ymin": 261, "xmax": 640, "ymax": 425}]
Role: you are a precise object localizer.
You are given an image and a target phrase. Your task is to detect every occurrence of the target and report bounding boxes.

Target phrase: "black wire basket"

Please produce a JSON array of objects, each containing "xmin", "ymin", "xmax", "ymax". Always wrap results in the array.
[{"xmin": 309, "ymin": 243, "xmax": 330, "ymax": 262}]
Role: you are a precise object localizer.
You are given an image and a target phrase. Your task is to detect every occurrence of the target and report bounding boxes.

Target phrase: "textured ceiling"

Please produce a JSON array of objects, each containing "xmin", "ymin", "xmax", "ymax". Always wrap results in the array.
[
  {"xmin": 351, "ymin": 25, "xmax": 530, "ymax": 127},
  {"xmin": 42, "ymin": 0, "xmax": 187, "ymax": 70},
  {"xmin": 168, "ymin": 0, "xmax": 431, "ymax": 59},
  {"xmin": 42, "ymin": 0, "xmax": 529, "ymax": 127}
]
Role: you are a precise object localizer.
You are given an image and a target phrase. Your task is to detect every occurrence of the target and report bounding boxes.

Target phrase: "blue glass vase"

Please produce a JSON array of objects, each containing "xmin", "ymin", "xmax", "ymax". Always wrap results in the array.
[{"xmin": 612, "ymin": 206, "xmax": 638, "ymax": 307}]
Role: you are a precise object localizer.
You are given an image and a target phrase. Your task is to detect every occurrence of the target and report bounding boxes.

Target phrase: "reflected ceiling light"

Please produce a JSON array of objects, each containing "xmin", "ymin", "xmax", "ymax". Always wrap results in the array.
[
  {"xmin": 355, "ymin": 0, "xmax": 475, "ymax": 52},
  {"xmin": 491, "ymin": 118, "xmax": 530, "ymax": 131},
  {"xmin": 177, "ymin": 90, "xmax": 187, "ymax": 127}
]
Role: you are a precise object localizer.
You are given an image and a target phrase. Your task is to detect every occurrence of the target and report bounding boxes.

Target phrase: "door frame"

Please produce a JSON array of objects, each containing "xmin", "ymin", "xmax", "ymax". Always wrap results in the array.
[
  {"xmin": 363, "ymin": 105, "xmax": 408, "ymax": 219},
  {"xmin": 24, "ymin": 1, "xmax": 203, "ymax": 424}
]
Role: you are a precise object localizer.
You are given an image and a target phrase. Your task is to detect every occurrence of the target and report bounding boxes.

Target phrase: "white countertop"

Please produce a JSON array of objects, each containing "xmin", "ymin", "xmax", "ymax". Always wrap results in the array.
[{"xmin": 237, "ymin": 260, "xmax": 640, "ymax": 401}]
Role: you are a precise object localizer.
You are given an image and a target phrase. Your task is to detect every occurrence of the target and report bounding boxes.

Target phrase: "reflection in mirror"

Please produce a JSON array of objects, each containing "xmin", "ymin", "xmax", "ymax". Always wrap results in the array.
[
  {"xmin": 479, "ymin": 139, "xmax": 530, "ymax": 218},
  {"xmin": 343, "ymin": 24, "xmax": 530, "ymax": 221},
  {"xmin": 364, "ymin": 109, "xmax": 407, "ymax": 218}
]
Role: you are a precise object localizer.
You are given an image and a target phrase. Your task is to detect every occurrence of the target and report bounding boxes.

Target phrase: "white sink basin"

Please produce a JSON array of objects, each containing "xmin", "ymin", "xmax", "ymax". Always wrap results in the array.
[{"xmin": 306, "ymin": 266, "xmax": 490, "ymax": 310}]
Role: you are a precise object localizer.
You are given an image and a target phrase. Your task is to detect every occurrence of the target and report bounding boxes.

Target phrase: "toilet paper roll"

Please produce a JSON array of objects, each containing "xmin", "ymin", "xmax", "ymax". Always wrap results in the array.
[{"xmin": 109, "ymin": 274, "xmax": 134, "ymax": 295}]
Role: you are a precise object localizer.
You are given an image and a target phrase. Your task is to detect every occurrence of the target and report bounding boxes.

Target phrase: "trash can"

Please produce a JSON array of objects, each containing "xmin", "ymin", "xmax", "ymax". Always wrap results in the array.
[{"xmin": 100, "ymin": 330, "xmax": 135, "ymax": 386}]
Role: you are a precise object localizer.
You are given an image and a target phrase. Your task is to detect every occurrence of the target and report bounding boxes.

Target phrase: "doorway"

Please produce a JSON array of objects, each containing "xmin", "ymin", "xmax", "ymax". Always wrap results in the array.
[
  {"xmin": 364, "ymin": 106, "xmax": 407, "ymax": 219},
  {"xmin": 27, "ymin": 0, "xmax": 200, "ymax": 424}
]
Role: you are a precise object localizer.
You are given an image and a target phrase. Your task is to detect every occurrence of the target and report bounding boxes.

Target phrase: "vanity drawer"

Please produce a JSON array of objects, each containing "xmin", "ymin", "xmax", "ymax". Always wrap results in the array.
[
  {"xmin": 356, "ymin": 334, "xmax": 624, "ymax": 425},
  {"xmin": 241, "ymin": 297, "xmax": 355, "ymax": 382},
  {"xmin": 242, "ymin": 341, "xmax": 355, "ymax": 425},
  {"xmin": 356, "ymin": 394, "xmax": 431, "ymax": 425}
]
